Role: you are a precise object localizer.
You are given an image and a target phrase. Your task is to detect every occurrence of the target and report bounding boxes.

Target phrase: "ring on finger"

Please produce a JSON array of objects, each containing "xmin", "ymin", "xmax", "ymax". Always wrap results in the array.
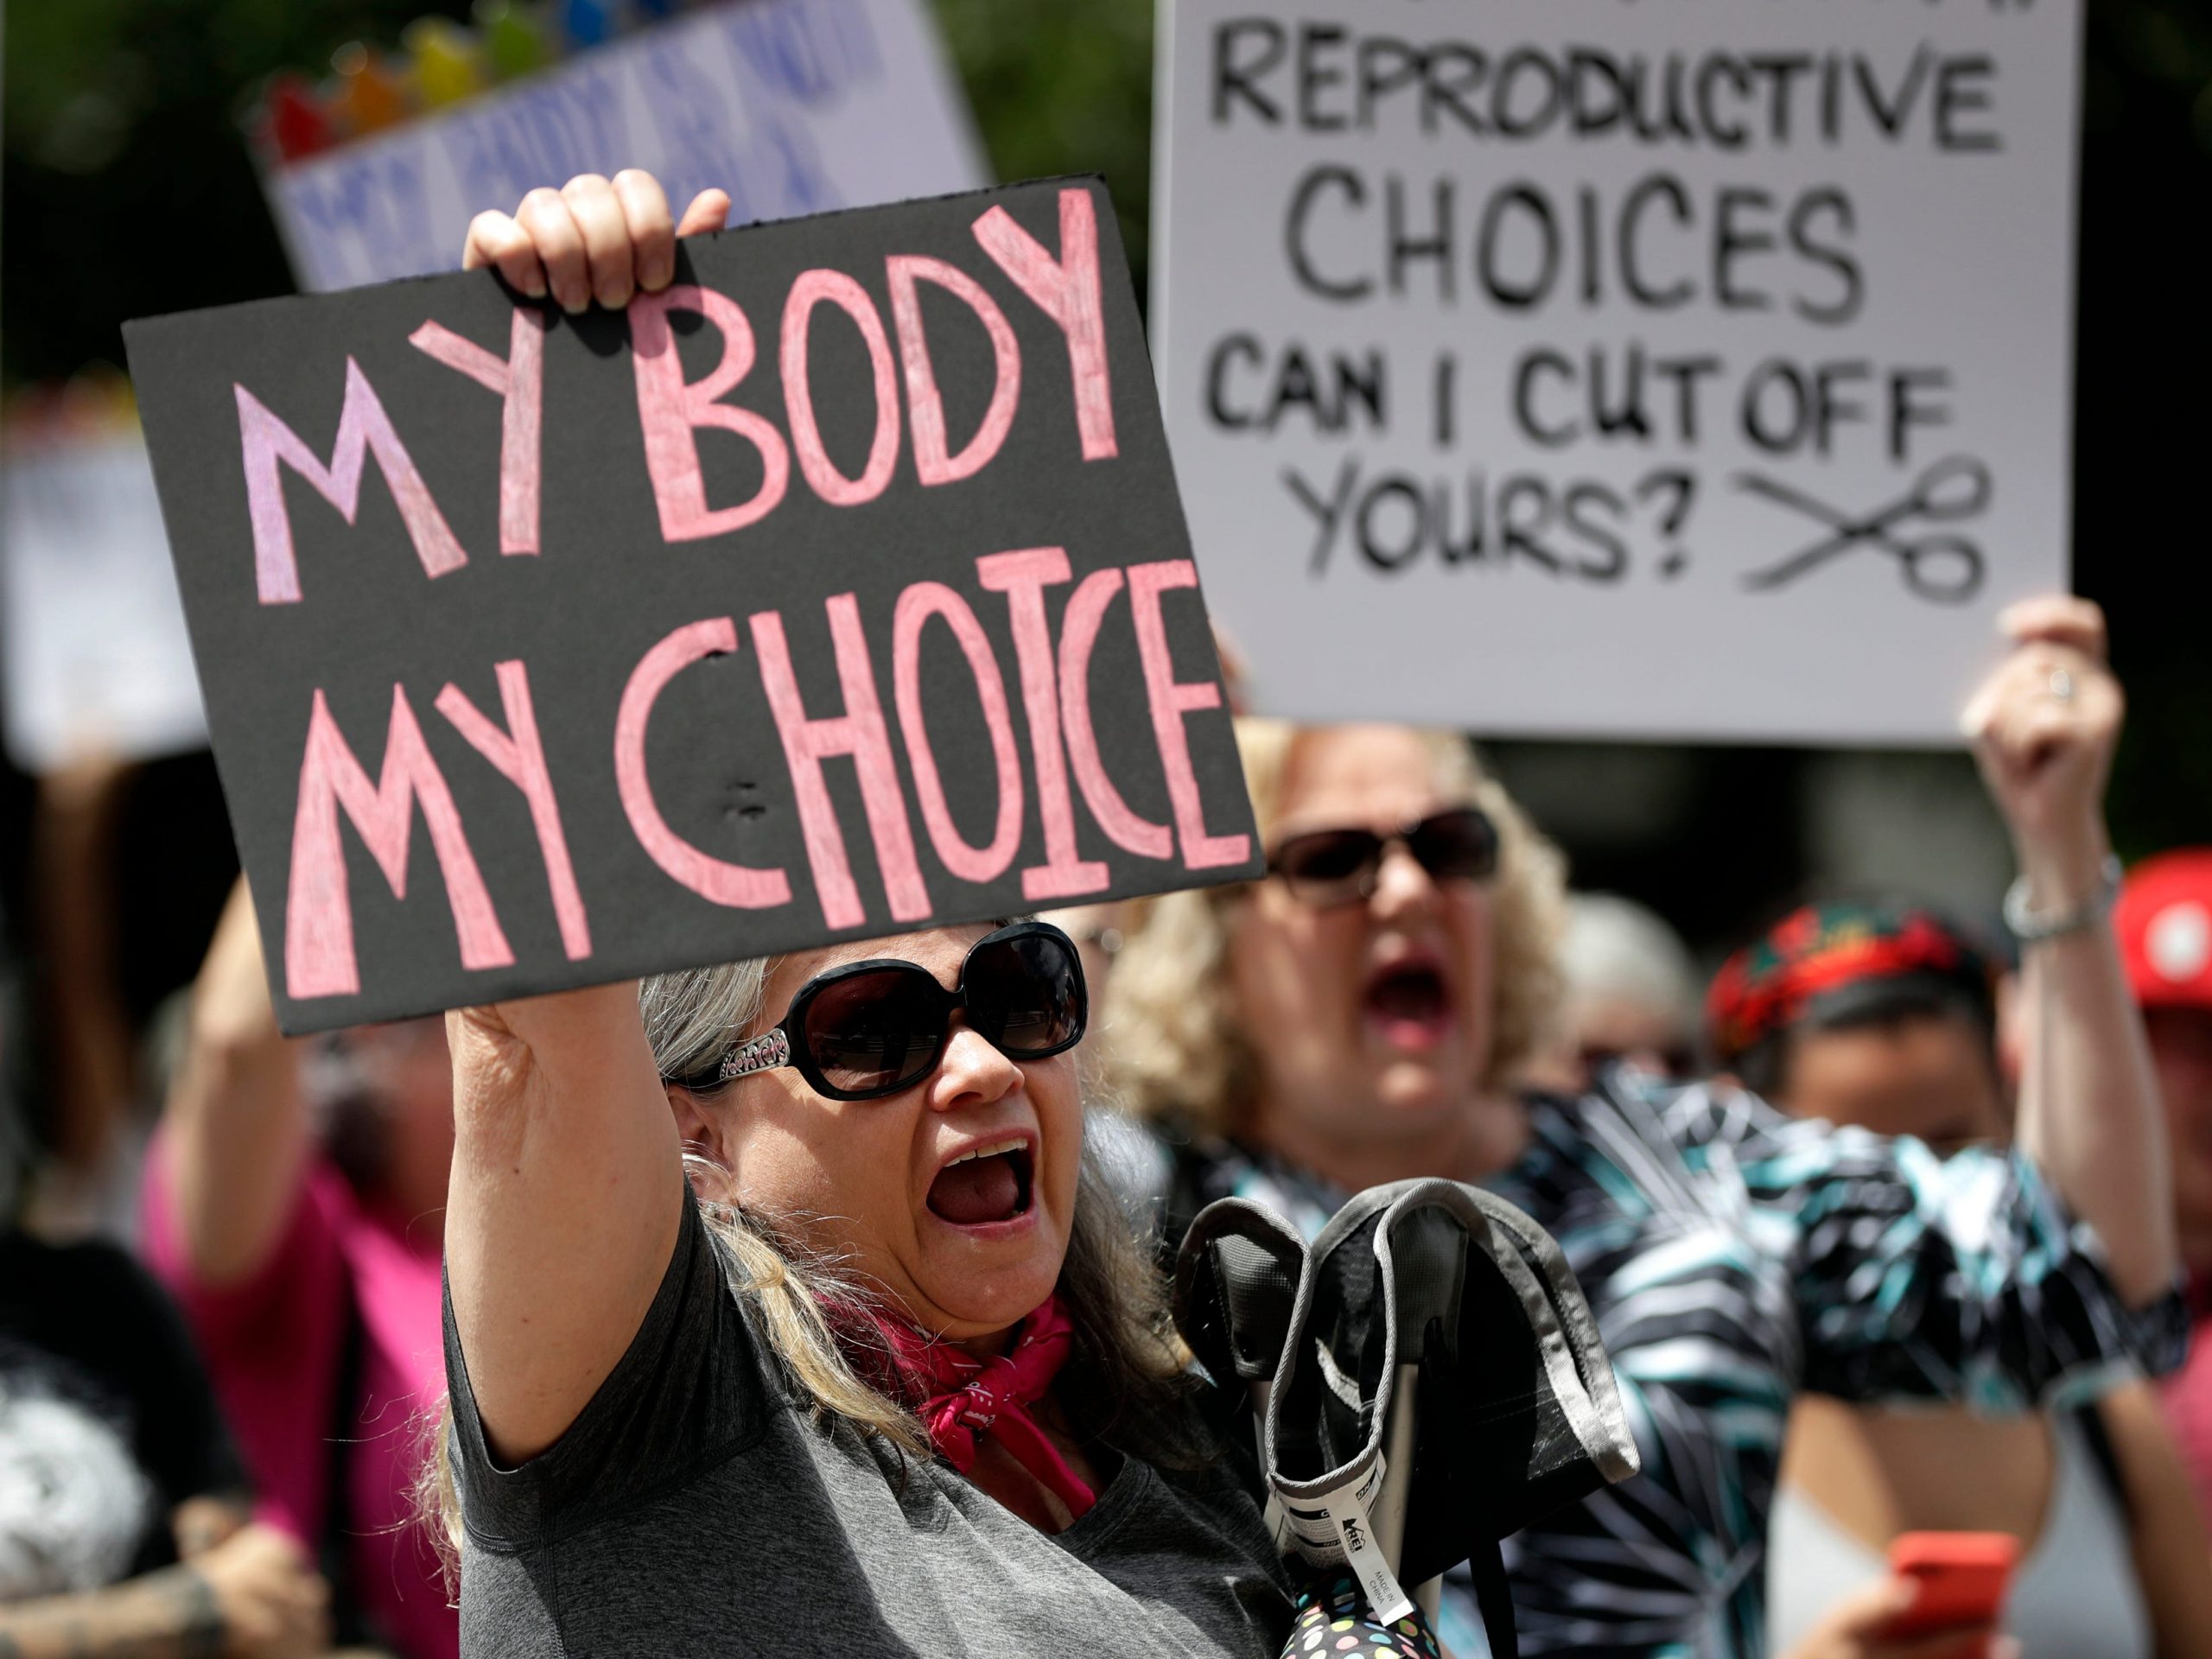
[{"xmin": 2044, "ymin": 667, "xmax": 2075, "ymax": 703}]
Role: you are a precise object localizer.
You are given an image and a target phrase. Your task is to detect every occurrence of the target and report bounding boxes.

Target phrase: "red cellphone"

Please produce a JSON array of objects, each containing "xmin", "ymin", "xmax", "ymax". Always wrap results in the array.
[{"xmin": 1885, "ymin": 1532, "xmax": 2020, "ymax": 1637}]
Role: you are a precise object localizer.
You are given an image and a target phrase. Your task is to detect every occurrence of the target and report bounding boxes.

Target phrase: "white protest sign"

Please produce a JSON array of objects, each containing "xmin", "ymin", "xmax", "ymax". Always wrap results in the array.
[
  {"xmin": 3, "ymin": 429, "xmax": 207, "ymax": 772},
  {"xmin": 1153, "ymin": 0, "xmax": 2080, "ymax": 745},
  {"xmin": 263, "ymin": 0, "xmax": 987, "ymax": 293}
]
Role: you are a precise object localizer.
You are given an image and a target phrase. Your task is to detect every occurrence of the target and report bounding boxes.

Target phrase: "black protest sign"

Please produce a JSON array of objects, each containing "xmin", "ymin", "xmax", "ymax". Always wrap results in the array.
[{"xmin": 126, "ymin": 178, "xmax": 1258, "ymax": 1033}]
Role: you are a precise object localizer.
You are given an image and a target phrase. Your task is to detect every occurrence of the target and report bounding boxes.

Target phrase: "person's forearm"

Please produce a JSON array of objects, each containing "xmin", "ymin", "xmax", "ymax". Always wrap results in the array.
[
  {"xmin": 159, "ymin": 884, "xmax": 312, "ymax": 1287},
  {"xmin": 0, "ymin": 1566, "xmax": 223, "ymax": 1659},
  {"xmin": 30, "ymin": 759, "xmax": 137, "ymax": 1176},
  {"xmin": 2101, "ymin": 1382, "xmax": 2212, "ymax": 1659},
  {"xmin": 162, "ymin": 1009, "xmax": 311, "ymax": 1286},
  {"xmin": 447, "ymin": 983, "xmax": 686, "ymax": 1465},
  {"xmin": 170, "ymin": 1495, "xmax": 249, "ymax": 1562},
  {"xmin": 2015, "ymin": 831, "xmax": 2178, "ymax": 1306}
]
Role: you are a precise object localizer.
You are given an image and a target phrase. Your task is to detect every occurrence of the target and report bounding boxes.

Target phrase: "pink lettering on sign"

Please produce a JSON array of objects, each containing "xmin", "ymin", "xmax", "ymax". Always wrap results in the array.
[
  {"xmin": 1057, "ymin": 569, "xmax": 1173, "ymax": 860},
  {"xmin": 750, "ymin": 597, "xmax": 932, "ymax": 931},
  {"xmin": 1127, "ymin": 562, "xmax": 1251, "ymax": 871},
  {"xmin": 892, "ymin": 582, "xmax": 1023, "ymax": 884},
  {"xmin": 971, "ymin": 188, "xmax": 1117, "ymax": 462},
  {"xmin": 237, "ymin": 359, "xmax": 467, "ymax": 606},
  {"xmin": 613, "ymin": 619, "xmax": 792, "ymax": 910},
  {"xmin": 976, "ymin": 548, "xmax": 1109, "ymax": 901},
  {"xmin": 435, "ymin": 661, "xmax": 592, "ymax": 961},
  {"xmin": 409, "ymin": 310, "xmax": 550, "ymax": 556},
  {"xmin": 629, "ymin": 285, "xmax": 791, "ymax": 541},
  {"xmin": 885, "ymin": 255, "xmax": 1021, "ymax": 486},
  {"xmin": 285, "ymin": 686, "xmax": 513, "ymax": 1000},
  {"xmin": 781, "ymin": 270, "xmax": 901, "ymax": 506}
]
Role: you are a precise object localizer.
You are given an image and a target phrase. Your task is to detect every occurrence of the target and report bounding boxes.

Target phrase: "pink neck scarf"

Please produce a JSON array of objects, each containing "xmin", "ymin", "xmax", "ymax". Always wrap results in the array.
[{"xmin": 881, "ymin": 1296, "xmax": 1096, "ymax": 1520}]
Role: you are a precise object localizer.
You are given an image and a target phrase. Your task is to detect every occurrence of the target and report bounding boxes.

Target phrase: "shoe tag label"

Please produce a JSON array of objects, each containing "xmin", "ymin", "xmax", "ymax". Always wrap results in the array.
[
  {"xmin": 1274, "ymin": 1456, "xmax": 1412, "ymax": 1625},
  {"xmin": 1277, "ymin": 1453, "xmax": 1385, "ymax": 1554},
  {"xmin": 1319, "ymin": 1482, "xmax": 1414, "ymax": 1628}
]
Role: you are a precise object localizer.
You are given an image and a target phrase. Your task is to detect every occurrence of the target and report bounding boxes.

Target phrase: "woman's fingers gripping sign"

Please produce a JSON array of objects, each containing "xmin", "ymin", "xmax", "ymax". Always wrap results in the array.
[{"xmin": 460, "ymin": 171, "xmax": 733, "ymax": 309}]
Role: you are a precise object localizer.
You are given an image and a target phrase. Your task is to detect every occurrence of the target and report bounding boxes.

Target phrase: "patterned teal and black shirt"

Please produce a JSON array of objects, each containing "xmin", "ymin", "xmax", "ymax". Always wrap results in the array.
[{"xmin": 1155, "ymin": 1069, "xmax": 2189, "ymax": 1659}]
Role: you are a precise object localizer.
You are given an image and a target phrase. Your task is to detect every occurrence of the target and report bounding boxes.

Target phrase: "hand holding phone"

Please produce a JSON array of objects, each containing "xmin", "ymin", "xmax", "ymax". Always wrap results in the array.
[
  {"xmin": 1783, "ymin": 1547, "xmax": 2021, "ymax": 1659},
  {"xmin": 1884, "ymin": 1532, "xmax": 2019, "ymax": 1639}
]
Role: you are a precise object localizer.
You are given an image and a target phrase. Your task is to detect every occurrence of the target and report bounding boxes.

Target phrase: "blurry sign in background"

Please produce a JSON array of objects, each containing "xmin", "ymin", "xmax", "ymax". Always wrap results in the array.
[
  {"xmin": 259, "ymin": 0, "xmax": 987, "ymax": 293},
  {"xmin": 1, "ymin": 391, "xmax": 207, "ymax": 773},
  {"xmin": 1153, "ymin": 0, "xmax": 2082, "ymax": 746}
]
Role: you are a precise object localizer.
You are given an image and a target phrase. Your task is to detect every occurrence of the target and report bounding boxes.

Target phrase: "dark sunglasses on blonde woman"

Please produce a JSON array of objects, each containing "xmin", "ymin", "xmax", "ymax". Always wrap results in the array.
[
  {"xmin": 1267, "ymin": 805, "xmax": 1501, "ymax": 909},
  {"xmin": 685, "ymin": 922, "xmax": 1088, "ymax": 1103}
]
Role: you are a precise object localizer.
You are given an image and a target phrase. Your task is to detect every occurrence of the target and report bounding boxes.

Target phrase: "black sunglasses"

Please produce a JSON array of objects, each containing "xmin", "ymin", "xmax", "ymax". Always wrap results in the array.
[
  {"xmin": 1267, "ymin": 806, "xmax": 1501, "ymax": 909},
  {"xmin": 696, "ymin": 922, "xmax": 1088, "ymax": 1103}
]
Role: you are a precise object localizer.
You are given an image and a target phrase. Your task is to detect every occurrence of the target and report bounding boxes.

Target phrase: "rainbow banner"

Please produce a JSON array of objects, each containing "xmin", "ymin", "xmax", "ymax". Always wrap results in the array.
[{"xmin": 257, "ymin": 0, "xmax": 985, "ymax": 293}]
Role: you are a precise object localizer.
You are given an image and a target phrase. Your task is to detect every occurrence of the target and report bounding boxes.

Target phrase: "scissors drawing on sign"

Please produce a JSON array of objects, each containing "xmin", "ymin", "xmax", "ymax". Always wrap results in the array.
[{"xmin": 1734, "ymin": 455, "xmax": 1991, "ymax": 604}]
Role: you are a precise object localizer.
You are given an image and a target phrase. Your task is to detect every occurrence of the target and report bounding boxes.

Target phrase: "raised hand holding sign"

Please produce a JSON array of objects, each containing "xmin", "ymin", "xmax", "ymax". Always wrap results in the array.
[{"xmin": 127, "ymin": 175, "xmax": 1257, "ymax": 1033}]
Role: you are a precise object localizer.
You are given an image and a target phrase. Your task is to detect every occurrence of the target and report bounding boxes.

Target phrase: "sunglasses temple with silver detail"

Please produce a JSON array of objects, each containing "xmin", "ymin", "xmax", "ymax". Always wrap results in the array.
[{"xmin": 718, "ymin": 1027, "xmax": 791, "ymax": 1084}]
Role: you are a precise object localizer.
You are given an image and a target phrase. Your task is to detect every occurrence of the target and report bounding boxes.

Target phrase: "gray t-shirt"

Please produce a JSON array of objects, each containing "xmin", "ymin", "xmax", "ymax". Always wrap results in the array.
[{"xmin": 445, "ymin": 1193, "xmax": 1294, "ymax": 1656}]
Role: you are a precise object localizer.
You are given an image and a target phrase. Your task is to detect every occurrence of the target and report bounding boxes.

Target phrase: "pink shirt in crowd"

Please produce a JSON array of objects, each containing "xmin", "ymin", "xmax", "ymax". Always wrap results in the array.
[{"xmin": 143, "ymin": 1139, "xmax": 458, "ymax": 1659}]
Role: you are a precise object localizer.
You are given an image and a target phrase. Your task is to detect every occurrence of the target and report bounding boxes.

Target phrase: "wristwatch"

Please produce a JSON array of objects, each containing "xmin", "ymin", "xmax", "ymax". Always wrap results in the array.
[{"xmin": 2003, "ymin": 854, "xmax": 2124, "ymax": 944}]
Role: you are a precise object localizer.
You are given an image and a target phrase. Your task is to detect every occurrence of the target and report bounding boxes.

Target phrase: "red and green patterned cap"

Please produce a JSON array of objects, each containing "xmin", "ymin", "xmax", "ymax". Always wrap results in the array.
[{"xmin": 1705, "ymin": 901, "xmax": 1996, "ymax": 1068}]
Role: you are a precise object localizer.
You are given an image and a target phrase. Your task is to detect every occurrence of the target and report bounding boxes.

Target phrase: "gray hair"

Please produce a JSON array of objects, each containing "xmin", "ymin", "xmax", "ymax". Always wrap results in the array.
[
  {"xmin": 1559, "ymin": 893, "xmax": 1700, "ymax": 1043},
  {"xmin": 639, "ymin": 957, "xmax": 775, "ymax": 1084}
]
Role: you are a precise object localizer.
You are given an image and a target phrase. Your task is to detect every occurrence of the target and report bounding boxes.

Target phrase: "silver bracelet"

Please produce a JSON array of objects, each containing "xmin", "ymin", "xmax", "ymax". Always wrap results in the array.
[{"xmin": 2003, "ymin": 853, "xmax": 2124, "ymax": 944}]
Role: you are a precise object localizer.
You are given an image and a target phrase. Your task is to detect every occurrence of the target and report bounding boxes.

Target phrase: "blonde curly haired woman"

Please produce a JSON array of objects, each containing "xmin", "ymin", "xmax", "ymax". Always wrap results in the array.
[{"xmin": 1105, "ymin": 601, "xmax": 2186, "ymax": 1659}]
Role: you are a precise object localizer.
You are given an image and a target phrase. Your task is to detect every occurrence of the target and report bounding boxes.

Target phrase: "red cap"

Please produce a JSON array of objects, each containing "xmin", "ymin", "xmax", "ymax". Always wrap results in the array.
[{"xmin": 2116, "ymin": 850, "xmax": 2212, "ymax": 1012}]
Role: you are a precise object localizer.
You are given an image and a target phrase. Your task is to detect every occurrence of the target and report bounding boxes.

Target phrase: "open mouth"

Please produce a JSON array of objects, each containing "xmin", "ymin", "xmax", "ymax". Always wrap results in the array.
[
  {"xmin": 1363, "ymin": 955, "xmax": 1455, "ymax": 1052},
  {"xmin": 925, "ymin": 1138, "xmax": 1035, "ymax": 1227}
]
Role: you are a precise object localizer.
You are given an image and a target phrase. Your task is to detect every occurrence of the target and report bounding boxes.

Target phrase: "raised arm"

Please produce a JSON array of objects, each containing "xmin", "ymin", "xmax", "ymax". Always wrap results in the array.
[
  {"xmin": 444, "ymin": 171, "xmax": 731, "ymax": 1465},
  {"xmin": 443, "ymin": 986, "xmax": 682, "ymax": 1463},
  {"xmin": 156, "ymin": 882, "xmax": 311, "ymax": 1286},
  {"xmin": 32, "ymin": 756, "xmax": 139, "ymax": 1185},
  {"xmin": 1965, "ymin": 597, "xmax": 2177, "ymax": 1305}
]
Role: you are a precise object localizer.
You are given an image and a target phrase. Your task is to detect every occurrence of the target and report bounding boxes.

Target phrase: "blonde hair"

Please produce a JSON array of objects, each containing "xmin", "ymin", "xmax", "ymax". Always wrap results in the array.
[
  {"xmin": 423, "ymin": 948, "xmax": 1191, "ymax": 1573},
  {"xmin": 1105, "ymin": 718, "xmax": 1567, "ymax": 1136}
]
